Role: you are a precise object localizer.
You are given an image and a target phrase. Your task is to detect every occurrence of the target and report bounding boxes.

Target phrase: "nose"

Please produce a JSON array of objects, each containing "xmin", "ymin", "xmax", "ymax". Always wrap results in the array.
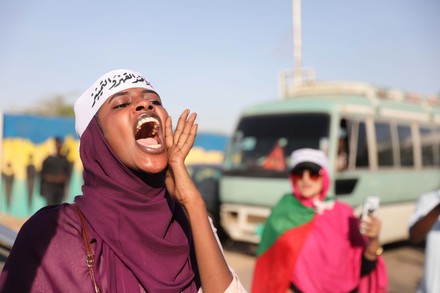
[
  {"xmin": 133, "ymin": 98, "xmax": 154, "ymax": 112},
  {"xmin": 302, "ymin": 170, "xmax": 312, "ymax": 180}
]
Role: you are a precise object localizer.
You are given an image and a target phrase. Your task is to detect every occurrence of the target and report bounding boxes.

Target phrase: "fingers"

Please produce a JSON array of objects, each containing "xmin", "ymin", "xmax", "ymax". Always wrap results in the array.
[
  {"xmin": 178, "ymin": 111, "xmax": 197, "ymax": 150},
  {"xmin": 360, "ymin": 214, "xmax": 381, "ymax": 238},
  {"xmin": 166, "ymin": 109, "xmax": 198, "ymax": 151},
  {"xmin": 165, "ymin": 116, "xmax": 174, "ymax": 148},
  {"xmin": 173, "ymin": 109, "xmax": 190, "ymax": 145}
]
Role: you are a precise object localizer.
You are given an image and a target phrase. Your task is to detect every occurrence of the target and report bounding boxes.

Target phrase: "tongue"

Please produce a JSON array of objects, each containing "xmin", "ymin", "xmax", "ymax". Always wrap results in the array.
[{"xmin": 137, "ymin": 138, "xmax": 159, "ymax": 147}]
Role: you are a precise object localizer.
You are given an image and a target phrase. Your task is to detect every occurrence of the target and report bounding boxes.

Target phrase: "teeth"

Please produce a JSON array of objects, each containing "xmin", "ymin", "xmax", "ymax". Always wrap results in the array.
[{"xmin": 136, "ymin": 117, "xmax": 159, "ymax": 134}]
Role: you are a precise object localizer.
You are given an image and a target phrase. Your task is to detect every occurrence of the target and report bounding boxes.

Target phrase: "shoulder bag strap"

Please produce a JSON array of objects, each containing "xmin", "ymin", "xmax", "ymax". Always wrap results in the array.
[{"xmin": 72, "ymin": 203, "xmax": 101, "ymax": 293}]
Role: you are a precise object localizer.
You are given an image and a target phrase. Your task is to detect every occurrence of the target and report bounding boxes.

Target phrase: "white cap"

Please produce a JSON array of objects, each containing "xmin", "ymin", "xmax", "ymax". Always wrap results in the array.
[
  {"xmin": 74, "ymin": 69, "xmax": 156, "ymax": 137},
  {"xmin": 289, "ymin": 148, "xmax": 329, "ymax": 172}
]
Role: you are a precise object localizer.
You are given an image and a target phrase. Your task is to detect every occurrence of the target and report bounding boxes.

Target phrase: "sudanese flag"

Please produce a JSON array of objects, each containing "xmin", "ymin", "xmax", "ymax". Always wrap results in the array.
[
  {"xmin": 251, "ymin": 194, "xmax": 316, "ymax": 293},
  {"xmin": 261, "ymin": 144, "xmax": 286, "ymax": 171}
]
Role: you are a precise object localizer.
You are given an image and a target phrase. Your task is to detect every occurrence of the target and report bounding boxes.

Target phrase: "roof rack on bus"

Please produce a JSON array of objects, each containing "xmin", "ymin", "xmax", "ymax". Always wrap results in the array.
[
  {"xmin": 283, "ymin": 81, "xmax": 376, "ymax": 98},
  {"xmin": 279, "ymin": 78, "xmax": 440, "ymax": 109}
]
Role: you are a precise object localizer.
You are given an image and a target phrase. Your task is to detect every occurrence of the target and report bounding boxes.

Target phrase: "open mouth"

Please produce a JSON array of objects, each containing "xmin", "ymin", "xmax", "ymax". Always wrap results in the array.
[{"xmin": 135, "ymin": 114, "xmax": 162, "ymax": 149}]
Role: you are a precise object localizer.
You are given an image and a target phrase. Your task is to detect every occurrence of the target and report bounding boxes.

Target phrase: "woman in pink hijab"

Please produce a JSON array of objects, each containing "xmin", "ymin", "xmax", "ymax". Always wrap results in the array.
[{"xmin": 252, "ymin": 148, "xmax": 388, "ymax": 293}]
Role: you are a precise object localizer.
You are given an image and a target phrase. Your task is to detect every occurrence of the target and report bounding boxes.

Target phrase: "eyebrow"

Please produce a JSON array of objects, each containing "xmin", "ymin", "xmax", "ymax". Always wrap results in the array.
[{"xmin": 107, "ymin": 89, "xmax": 157, "ymax": 105}]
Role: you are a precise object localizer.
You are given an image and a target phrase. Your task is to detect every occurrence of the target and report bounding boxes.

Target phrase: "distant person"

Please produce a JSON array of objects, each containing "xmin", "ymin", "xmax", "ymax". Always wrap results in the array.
[
  {"xmin": 408, "ymin": 190, "xmax": 440, "ymax": 293},
  {"xmin": 2, "ymin": 162, "xmax": 14, "ymax": 210},
  {"xmin": 26, "ymin": 154, "xmax": 36, "ymax": 211},
  {"xmin": 40, "ymin": 137, "xmax": 71, "ymax": 205},
  {"xmin": 252, "ymin": 148, "xmax": 387, "ymax": 292},
  {"xmin": 337, "ymin": 128, "xmax": 348, "ymax": 172}
]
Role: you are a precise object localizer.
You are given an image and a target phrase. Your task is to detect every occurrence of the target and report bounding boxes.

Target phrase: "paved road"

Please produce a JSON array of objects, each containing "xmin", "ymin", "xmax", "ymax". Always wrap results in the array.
[
  {"xmin": 0, "ymin": 241, "xmax": 425, "ymax": 292},
  {"xmin": 0, "ymin": 213, "xmax": 426, "ymax": 292},
  {"xmin": 223, "ymin": 241, "xmax": 425, "ymax": 293}
]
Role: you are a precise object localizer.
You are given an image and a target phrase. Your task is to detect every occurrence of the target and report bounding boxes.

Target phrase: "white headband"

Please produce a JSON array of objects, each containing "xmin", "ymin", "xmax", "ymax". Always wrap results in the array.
[{"xmin": 74, "ymin": 69, "xmax": 156, "ymax": 137}]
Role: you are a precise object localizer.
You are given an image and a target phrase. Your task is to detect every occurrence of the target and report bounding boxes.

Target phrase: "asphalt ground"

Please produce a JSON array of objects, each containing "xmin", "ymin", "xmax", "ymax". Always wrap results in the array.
[
  {"xmin": 223, "ymin": 240, "xmax": 425, "ymax": 293},
  {"xmin": 0, "ymin": 214, "xmax": 426, "ymax": 292}
]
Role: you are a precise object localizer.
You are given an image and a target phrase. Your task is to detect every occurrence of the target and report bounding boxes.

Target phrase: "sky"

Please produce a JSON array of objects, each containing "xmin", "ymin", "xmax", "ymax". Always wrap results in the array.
[{"xmin": 1, "ymin": 0, "xmax": 439, "ymax": 135}]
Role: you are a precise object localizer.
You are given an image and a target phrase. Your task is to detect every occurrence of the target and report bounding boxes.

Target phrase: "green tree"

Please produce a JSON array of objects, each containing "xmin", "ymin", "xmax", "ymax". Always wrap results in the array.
[{"xmin": 25, "ymin": 95, "xmax": 74, "ymax": 117}]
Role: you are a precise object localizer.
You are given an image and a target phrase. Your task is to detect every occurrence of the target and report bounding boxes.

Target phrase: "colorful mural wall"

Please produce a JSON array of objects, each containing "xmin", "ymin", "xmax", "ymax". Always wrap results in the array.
[
  {"xmin": 0, "ymin": 113, "xmax": 227, "ymax": 218},
  {"xmin": 0, "ymin": 114, "xmax": 81, "ymax": 218}
]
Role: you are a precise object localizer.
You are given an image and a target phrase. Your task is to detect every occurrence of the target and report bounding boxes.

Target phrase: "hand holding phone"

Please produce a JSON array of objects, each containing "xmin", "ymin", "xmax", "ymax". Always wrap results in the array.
[{"xmin": 360, "ymin": 196, "xmax": 380, "ymax": 234}]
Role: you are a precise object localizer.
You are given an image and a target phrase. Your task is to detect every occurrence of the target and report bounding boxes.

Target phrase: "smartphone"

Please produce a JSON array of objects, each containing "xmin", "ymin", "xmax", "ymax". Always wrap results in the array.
[
  {"xmin": 360, "ymin": 196, "xmax": 380, "ymax": 233},
  {"xmin": 362, "ymin": 196, "xmax": 380, "ymax": 219}
]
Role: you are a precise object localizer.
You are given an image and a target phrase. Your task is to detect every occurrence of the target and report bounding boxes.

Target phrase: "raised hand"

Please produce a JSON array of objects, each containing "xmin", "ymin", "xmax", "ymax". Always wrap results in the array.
[
  {"xmin": 165, "ymin": 109, "xmax": 236, "ymax": 292},
  {"xmin": 360, "ymin": 211, "xmax": 381, "ymax": 240},
  {"xmin": 361, "ymin": 212, "xmax": 383, "ymax": 260},
  {"xmin": 164, "ymin": 109, "xmax": 201, "ymax": 207},
  {"xmin": 165, "ymin": 109, "xmax": 198, "ymax": 166}
]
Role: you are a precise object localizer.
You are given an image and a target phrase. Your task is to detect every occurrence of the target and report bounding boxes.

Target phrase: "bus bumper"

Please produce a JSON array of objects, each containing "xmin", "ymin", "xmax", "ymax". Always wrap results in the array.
[{"xmin": 220, "ymin": 203, "xmax": 271, "ymax": 244}]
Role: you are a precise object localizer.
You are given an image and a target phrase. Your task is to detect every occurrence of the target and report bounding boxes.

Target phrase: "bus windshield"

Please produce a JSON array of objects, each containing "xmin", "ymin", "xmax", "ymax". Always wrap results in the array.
[{"xmin": 224, "ymin": 113, "xmax": 330, "ymax": 177}]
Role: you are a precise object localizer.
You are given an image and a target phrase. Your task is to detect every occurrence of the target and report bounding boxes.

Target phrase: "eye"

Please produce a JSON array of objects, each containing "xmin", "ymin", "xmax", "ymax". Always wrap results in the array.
[
  {"xmin": 109, "ymin": 95, "xmax": 132, "ymax": 109},
  {"xmin": 150, "ymin": 100, "xmax": 162, "ymax": 106},
  {"xmin": 113, "ymin": 102, "xmax": 131, "ymax": 109}
]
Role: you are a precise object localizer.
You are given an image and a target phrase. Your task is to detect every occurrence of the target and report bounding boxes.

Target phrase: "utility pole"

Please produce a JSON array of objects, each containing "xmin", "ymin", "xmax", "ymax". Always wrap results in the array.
[
  {"xmin": 292, "ymin": 0, "xmax": 303, "ymax": 86},
  {"xmin": 280, "ymin": 0, "xmax": 312, "ymax": 97}
]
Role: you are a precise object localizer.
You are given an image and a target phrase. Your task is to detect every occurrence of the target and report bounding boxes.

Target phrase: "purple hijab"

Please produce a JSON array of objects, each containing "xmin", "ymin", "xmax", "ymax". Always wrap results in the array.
[
  {"xmin": 75, "ymin": 117, "xmax": 200, "ymax": 292},
  {"xmin": 0, "ymin": 118, "xmax": 199, "ymax": 293}
]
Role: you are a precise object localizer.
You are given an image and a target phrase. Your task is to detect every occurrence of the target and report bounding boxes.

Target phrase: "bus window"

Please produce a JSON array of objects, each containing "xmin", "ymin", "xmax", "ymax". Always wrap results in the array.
[
  {"xmin": 355, "ymin": 121, "xmax": 369, "ymax": 168},
  {"xmin": 337, "ymin": 121, "xmax": 348, "ymax": 172},
  {"xmin": 397, "ymin": 124, "xmax": 414, "ymax": 167},
  {"xmin": 420, "ymin": 126, "xmax": 435, "ymax": 166},
  {"xmin": 224, "ymin": 113, "xmax": 330, "ymax": 177},
  {"xmin": 376, "ymin": 122, "xmax": 394, "ymax": 167}
]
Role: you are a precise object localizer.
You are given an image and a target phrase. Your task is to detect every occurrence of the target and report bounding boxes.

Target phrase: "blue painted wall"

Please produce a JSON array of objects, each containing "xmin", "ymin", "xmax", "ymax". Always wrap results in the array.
[{"xmin": 1, "ymin": 114, "xmax": 227, "ymax": 218}]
